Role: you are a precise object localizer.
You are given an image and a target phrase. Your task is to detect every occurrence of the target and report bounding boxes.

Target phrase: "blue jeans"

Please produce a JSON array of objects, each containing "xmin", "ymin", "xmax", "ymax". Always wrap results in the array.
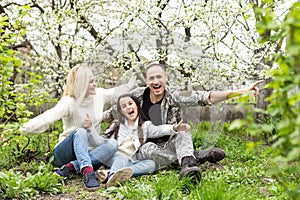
[
  {"xmin": 102, "ymin": 153, "xmax": 156, "ymax": 177},
  {"xmin": 53, "ymin": 128, "xmax": 118, "ymax": 173}
]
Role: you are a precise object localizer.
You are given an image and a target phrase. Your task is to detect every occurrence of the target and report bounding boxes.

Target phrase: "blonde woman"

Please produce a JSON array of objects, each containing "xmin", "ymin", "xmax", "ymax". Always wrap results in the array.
[{"xmin": 20, "ymin": 65, "xmax": 136, "ymax": 191}]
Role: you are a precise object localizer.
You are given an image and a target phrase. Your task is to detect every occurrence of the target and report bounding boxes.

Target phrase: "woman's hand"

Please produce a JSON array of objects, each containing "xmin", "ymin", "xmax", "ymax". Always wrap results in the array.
[
  {"xmin": 83, "ymin": 114, "xmax": 92, "ymax": 129},
  {"xmin": 173, "ymin": 120, "xmax": 190, "ymax": 132},
  {"xmin": 127, "ymin": 75, "xmax": 138, "ymax": 89}
]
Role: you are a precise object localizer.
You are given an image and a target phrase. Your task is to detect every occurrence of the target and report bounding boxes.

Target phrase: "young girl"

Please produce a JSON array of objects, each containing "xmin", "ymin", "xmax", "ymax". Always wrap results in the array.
[
  {"xmin": 20, "ymin": 65, "xmax": 136, "ymax": 191},
  {"xmin": 100, "ymin": 94, "xmax": 190, "ymax": 187}
]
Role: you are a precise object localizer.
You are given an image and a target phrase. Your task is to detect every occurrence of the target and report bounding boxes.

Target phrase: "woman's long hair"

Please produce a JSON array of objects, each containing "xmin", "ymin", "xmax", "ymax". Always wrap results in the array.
[
  {"xmin": 63, "ymin": 66, "xmax": 93, "ymax": 105},
  {"xmin": 105, "ymin": 94, "xmax": 147, "ymax": 146},
  {"xmin": 62, "ymin": 65, "xmax": 94, "ymax": 126}
]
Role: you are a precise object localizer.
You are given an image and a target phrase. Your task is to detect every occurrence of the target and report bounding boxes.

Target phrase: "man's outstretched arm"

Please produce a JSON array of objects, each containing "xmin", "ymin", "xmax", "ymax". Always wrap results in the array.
[{"xmin": 209, "ymin": 80, "xmax": 264, "ymax": 103}]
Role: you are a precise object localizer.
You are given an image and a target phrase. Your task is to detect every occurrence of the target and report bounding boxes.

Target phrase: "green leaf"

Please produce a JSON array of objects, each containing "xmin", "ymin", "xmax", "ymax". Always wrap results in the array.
[
  {"xmin": 14, "ymin": 59, "xmax": 22, "ymax": 67},
  {"xmin": 229, "ymin": 119, "xmax": 244, "ymax": 131}
]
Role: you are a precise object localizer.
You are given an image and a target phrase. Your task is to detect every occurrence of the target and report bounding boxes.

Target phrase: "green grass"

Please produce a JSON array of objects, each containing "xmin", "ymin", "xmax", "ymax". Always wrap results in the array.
[
  {"xmin": 1, "ymin": 122, "xmax": 299, "ymax": 199},
  {"xmin": 81, "ymin": 123, "xmax": 298, "ymax": 200}
]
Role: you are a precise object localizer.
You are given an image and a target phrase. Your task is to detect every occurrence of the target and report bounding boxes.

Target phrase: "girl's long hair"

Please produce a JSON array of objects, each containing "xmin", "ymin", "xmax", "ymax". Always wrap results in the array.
[{"xmin": 105, "ymin": 94, "xmax": 147, "ymax": 146}]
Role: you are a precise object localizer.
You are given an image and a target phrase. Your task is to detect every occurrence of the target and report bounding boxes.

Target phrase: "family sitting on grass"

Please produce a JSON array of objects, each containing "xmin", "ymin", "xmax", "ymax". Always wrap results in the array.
[{"xmin": 20, "ymin": 63, "xmax": 263, "ymax": 191}]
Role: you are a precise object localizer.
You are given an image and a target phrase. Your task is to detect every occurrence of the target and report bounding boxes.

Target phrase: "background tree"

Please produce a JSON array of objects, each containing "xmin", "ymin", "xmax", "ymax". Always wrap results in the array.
[
  {"xmin": 1, "ymin": 0, "xmax": 295, "ymax": 103},
  {"xmin": 229, "ymin": 1, "xmax": 300, "ymax": 198},
  {"xmin": 1, "ymin": 1, "xmax": 299, "ymax": 198}
]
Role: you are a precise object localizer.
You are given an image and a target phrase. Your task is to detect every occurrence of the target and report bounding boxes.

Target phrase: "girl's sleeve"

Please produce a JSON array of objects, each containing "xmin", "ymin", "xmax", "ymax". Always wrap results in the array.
[
  {"xmin": 144, "ymin": 121, "xmax": 175, "ymax": 139},
  {"xmin": 20, "ymin": 97, "xmax": 72, "ymax": 134}
]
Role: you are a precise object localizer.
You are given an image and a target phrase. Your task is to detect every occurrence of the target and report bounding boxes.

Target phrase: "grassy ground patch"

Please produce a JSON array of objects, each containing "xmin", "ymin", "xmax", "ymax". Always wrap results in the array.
[{"xmin": 1, "ymin": 123, "xmax": 299, "ymax": 199}]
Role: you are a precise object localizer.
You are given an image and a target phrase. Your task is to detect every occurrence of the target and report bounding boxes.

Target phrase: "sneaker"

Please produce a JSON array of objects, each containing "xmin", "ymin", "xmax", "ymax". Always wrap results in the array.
[
  {"xmin": 106, "ymin": 167, "xmax": 133, "ymax": 188},
  {"xmin": 96, "ymin": 169, "xmax": 109, "ymax": 183},
  {"xmin": 179, "ymin": 156, "xmax": 201, "ymax": 181},
  {"xmin": 55, "ymin": 165, "xmax": 73, "ymax": 178},
  {"xmin": 194, "ymin": 147, "xmax": 226, "ymax": 165},
  {"xmin": 83, "ymin": 172, "xmax": 100, "ymax": 191}
]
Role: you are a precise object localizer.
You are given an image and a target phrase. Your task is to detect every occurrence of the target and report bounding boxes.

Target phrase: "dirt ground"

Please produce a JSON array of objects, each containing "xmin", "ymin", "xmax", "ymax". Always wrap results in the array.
[
  {"xmin": 35, "ymin": 178, "xmax": 109, "ymax": 200},
  {"xmin": 33, "ymin": 163, "xmax": 224, "ymax": 199}
]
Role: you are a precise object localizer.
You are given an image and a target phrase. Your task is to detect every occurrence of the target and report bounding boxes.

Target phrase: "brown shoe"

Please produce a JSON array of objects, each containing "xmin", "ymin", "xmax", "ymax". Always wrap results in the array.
[
  {"xmin": 194, "ymin": 147, "xmax": 226, "ymax": 165},
  {"xmin": 179, "ymin": 156, "xmax": 201, "ymax": 181}
]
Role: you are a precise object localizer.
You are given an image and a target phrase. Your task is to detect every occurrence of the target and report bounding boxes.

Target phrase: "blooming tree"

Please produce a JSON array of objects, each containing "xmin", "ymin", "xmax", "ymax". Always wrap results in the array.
[{"xmin": 1, "ymin": 0, "xmax": 295, "ymax": 97}]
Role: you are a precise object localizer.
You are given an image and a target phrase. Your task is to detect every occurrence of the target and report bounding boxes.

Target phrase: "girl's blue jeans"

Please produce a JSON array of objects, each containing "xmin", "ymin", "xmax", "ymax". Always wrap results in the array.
[{"xmin": 102, "ymin": 153, "xmax": 156, "ymax": 177}]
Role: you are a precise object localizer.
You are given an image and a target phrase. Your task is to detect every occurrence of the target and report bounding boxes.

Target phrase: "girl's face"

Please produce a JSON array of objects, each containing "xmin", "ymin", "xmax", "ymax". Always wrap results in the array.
[
  {"xmin": 85, "ymin": 76, "xmax": 96, "ymax": 97},
  {"xmin": 119, "ymin": 96, "xmax": 138, "ymax": 125}
]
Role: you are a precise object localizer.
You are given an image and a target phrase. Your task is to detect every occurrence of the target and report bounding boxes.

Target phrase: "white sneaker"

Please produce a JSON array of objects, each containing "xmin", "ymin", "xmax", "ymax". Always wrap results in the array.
[
  {"xmin": 106, "ymin": 167, "xmax": 133, "ymax": 188},
  {"xmin": 96, "ymin": 169, "xmax": 109, "ymax": 183}
]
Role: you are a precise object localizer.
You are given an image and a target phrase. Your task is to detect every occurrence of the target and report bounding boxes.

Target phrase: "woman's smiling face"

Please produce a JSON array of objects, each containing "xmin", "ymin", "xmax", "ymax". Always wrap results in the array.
[{"xmin": 85, "ymin": 76, "xmax": 96, "ymax": 97}]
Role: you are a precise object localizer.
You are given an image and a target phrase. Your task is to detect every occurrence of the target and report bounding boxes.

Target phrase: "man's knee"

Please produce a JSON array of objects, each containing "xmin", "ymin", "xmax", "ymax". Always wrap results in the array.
[
  {"xmin": 137, "ymin": 142, "xmax": 157, "ymax": 159},
  {"xmin": 175, "ymin": 131, "xmax": 192, "ymax": 140}
]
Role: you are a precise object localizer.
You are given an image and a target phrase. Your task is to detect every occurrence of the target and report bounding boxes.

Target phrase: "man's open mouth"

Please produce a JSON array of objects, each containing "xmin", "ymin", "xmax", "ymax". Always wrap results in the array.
[{"xmin": 153, "ymin": 85, "xmax": 161, "ymax": 89}]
